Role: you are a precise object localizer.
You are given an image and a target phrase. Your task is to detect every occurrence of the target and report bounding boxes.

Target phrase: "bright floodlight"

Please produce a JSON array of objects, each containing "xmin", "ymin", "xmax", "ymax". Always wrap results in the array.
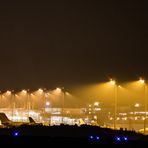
[
  {"xmin": 22, "ymin": 90, "xmax": 27, "ymax": 94},
  {"xmin": 118, "ymin": 85, "xmax": 121, "ymax": 88},
  {"xmin": 6, "ymin": 91, "xmax": 11, "ymax": 95},
  {"xmin": 94, "ymin": 115, "xmax": 97, "ymax": 119},
  {"xmin": 38, "ymin": 88, "xmax": 43, "ymax": 93},
  {"xmin": 46, "ymin": 102, "xmax": 50, "ymax": 106},
  {"xmin": 139, "ymin": 78, "xmax": 145, "ymax": 84},
  {"xmin": 56, "ymin": 88, "xmax": 61, "ymax": 92},
  {"xmin": 135, "ymin": 103, "xmax": 140, "ymax": 108},
  {"xmin": 94, "ymin": 102, "xmax": 99, "ymax": 106},
  {"xmin": 110, "ymin": 79, "xmax": 115, "ymax": 85}
]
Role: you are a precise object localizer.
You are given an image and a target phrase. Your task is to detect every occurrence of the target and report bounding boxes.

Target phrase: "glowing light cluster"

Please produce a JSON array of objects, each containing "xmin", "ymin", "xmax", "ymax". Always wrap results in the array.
[{"xmin": 115, "ymin": 136, "xmax": 128, "ymax": 142}]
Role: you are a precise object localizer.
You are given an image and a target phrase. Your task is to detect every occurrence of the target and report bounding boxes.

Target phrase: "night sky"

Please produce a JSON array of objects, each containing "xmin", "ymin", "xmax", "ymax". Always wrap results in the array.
[{"xmin": 0, "ymin": 1, "xmax": 147, "ymax": 90}]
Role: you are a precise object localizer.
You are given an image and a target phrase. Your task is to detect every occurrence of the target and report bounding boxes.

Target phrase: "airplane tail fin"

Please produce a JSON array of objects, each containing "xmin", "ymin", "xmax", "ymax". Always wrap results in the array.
[
  {"xmin": 79, "ymin": 118, "xmax": 85, "ymax": 125},
  {"xmin": 0, "ymin": 113, "xmax": 11, "ymax": 124},
  {"xmin": 29, "ymin": 117, "xmax": 36, "ymax": 124}
]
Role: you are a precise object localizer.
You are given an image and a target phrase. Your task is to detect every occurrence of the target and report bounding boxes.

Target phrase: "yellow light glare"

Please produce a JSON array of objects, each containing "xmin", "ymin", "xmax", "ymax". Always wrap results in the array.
[
  {"xmin": 15, "ymin": 94, "xmax": 18, "ymax": 97},
  {"xmin": 6, "ymin": 91, "xmax": 11, "ymax": 95},
  {"xmin": 139, "ymin": 78, "xmax": 145, "ymax": 84},
  {"xmin": 31, "ymin": 93, "xmax": 34, "ymax": 96},
  {"xmin": 110, "ymin": 79, "xmax": 115, "ymax": 85},
  {"xmin": 22, "ymin": 90, "xmax": 27, "ymax": 94},
  {"xmin": 56, "ymin": 88, "xmax": 61, "ymax": 92},
  {"xmin": 38, "ymin": 88, "xmax": 43, "ymax": 93},
  {"xmin": 135, "ymin": 103, "xmax": 140, "ymax": 108},
  {"xmin": 118, "ymin": 85, "xmax": 121, "ymax": 88},
  {"xmin": 94, "ymin": 115, "xmax": 97, "ymax": 119},
  {"xmin": 94, "ymin": 102, "xmax": 99, "ymax": 106},
  {"xmin": 124, "ymin": 117, "xmax": 127, "ymax": 120}
]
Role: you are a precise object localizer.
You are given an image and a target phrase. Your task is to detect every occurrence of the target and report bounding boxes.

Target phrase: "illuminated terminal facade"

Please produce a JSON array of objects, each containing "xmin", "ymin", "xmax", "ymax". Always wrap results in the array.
[
  {"xmin": 0, "ymin": 81, "xmax": 148, "ymax": 134},
  {"xmin": 0, "ymin": 101, "xmax": 148, "ymax": 133},
  {"xmin": 0, "ymin": 88, "xmax": 86, "ymax": 126}
]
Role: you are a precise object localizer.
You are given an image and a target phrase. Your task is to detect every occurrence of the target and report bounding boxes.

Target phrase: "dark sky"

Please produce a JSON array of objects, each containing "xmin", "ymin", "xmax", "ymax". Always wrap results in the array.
[{"xmin": 0, "ymin": 1, "xmax": 147, "ymax": 90}]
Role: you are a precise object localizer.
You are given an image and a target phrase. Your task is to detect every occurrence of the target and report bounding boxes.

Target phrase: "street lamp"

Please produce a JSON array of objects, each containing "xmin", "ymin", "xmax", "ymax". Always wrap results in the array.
[
  {"xmin": 0, "ymin": 91, "xmax": 2, "ymax": 108},
  {"xmin": 61, "ymin": 87, "xmax": 65, "ymax": 124},
  {"xmin": 139, "ymin": 78, "xmax": 147, "ymax": 134},
  {"xmin": 21, "ymin": 89, "xmax": 30, "ymax": 117},
  {"xmin": 7, "ymin": 90, "xmax": 15, "ymax": 121},
  {"xmin": 56, "ymin": 87, "xmax": 66, "ymax": 124},
  {"xmin": 110, "ymin": 79, "xmax": 117, "ymax": 129},
  {"xmin": 26, "ymin": 90, "xmax": 31, "ymax": 117},
  {"xmin": 134, "ymin": 103, "xmax": 140, "ymax": 108}
]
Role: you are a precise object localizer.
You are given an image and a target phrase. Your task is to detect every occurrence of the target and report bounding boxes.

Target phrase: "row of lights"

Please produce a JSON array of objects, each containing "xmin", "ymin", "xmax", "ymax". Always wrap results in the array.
[
  {"xmin": 109, "ymin": 116, "xmax": 146, "ymax": 121},
  {"xmin": 13, "ymin": 131, "xmax": 129, "ymax": 143},
  {"xmin": 0, "ymin": 88, "xmax": 63, "ymax": 95},
  {"xmin": 110, "ymin": 77, "xmax": 145, "ymax": 85},
  {"xmin": 0, "ymin": 77, "xmax": 145, "ymax": 94},
  {"xmin": 109, "ymin": 77, "xmax": 147, "ymax": 131},
  {"xmin": 89, "ymin": 134, "xmax": 128, "ymax": 142}
]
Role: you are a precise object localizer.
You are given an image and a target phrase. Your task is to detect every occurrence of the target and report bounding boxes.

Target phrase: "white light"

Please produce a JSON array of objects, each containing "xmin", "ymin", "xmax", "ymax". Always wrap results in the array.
[
  {"xmin": 94, "ymin": 102, "xmax": 99, "ymax": 106},
  {"xmin": 22, "ymin": 90, "xmax": 27, "ymax": 94},
  {"xmin": 94, "ymin": 115, "xmax": 97, "ymax": 119},
  {"xmin": 46, "ymin": 102, "xmax": 50, "ymax": 106},
  {"xmin": 95, "ymin": 108, "xmax": 101, "ymax": 111},
  {"xmin": 38, "ymin": 89, "xmax": 43, "ymax": 93},
  {"xmin": 56, "ymin": 88, "xmax": 61, "ymax": 92},
  {"xmin": 6, "ymin": 91, "xmax": 11, "ymax": 95}
]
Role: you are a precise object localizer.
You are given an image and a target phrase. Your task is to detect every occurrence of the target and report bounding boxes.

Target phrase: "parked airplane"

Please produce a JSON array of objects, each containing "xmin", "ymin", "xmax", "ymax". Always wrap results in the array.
[
  {"xmin": 28, "ymin": 117, "xmax": 43, "ymax": 126},
  {"xmin": 0, "ymin": 112, "xmax": 42, "ymax": 127}
]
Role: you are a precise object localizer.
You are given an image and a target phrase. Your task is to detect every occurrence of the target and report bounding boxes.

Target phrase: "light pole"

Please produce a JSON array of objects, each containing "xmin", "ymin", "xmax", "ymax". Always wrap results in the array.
[
  {"xmin": 0, "ymin": 91, "xmax": 2, "ymax": 109},
  {"xmin": 56, "ymin": 87, "xmax": 65, "ymax": 124},
  {"xmin": 8, "ymin": 90, "xmax": 15, "ymax": 121},
  {"xmin": 61, "ymin": 87, "xmax": 65, "ymax": 124},
  {"xmin": 110, "ymin": 79, "xmax": 117, "ymax": 130},
  {"xmin": 43, "ymin": 88, "xmax": 47, "ymax": 114},
  {"xmin": 27, "ymin": 90, "xmax": 30, "ymax": 118},
  {"xmin": 139, "ymin": 78, "xmax": 147, "ymax": 134},
  {"xmin": 22, "ymin": 89, "xmax": 30, "ymax": 118}
]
